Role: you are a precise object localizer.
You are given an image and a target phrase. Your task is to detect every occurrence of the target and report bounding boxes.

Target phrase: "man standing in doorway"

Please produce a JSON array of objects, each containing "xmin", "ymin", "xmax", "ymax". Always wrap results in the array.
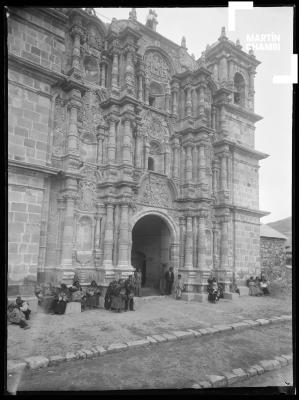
[{"xmin": 165, "ymin": 266, "xmax": 174, "ymax": 295}]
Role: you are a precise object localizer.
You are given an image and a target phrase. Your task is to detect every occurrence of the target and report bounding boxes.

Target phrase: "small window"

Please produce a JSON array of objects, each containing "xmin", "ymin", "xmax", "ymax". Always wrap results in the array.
[
  {"xmin": 149, "ymin": 95, "xmax": 155, "ymax": 107},
  {"xmin": 148, "ymin": 157, "xmax": 154, "ymax": 171}
]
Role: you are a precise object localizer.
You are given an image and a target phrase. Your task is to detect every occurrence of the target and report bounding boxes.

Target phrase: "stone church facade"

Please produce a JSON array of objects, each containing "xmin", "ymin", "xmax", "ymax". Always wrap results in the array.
[{"xmin": 7, "ymin": 7, "xmax": 268, "ymax": 298}]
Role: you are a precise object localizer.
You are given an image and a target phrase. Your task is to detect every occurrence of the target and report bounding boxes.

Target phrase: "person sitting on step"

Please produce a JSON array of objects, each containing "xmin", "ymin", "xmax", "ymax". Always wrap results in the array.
[{"xmin": 15, "ymin": 296, "xmax": 31, "ymax": 320}]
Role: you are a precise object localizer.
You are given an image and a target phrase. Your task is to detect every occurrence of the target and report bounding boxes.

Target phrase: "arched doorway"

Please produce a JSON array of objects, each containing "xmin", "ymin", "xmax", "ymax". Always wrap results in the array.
[{"xmin": 131, "ymin": 214, "xmax": 171, "ymax": 291}]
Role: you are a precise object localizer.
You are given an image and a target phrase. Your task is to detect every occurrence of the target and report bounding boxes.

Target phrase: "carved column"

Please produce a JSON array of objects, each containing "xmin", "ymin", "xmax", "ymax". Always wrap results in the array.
[
  {"xmin": 122, "ymin": 117, "xmax": 133, "ymax": 165},
  {"xmin": 144, "ymin": 140, "xmax": 150, "ymax": 170},
  {"xmin": 212, "ymin": 159, "xmax": 219, "ymax": 197},
  {"xmin": 111, "ymin": 49, "xmax": 120, "ymax": 93},
  {"xmin": 67, "ymin": 91, "xmax": 81, "ymax": 156},
  {"xmin": 212, "ymin": 224, "xmax": 220, "ymax": 269},
  {"xmin": 165, "ymin": 89, "xmax": 170, "ymax": 114},
  {"xmin": 184, "ymin": 216, "xmax": 193, "ymax": 269},
  {"xmin": 117, "ymin": 203, "xmax": 130, "ymax": 268},
  {"xmin": 185, "ymin": 86, "xmax": 192, "ymax": 117},
  {"xmin": 134, "ymin": 127, "xmax": 143, "ymax": 168},
  {"xmin": 192, "ymin": 145, "xmax": 198, "ymax": 182},
  {"xmin": 61, "ymin": 180, "xmax": 77, "ymax": 274},
  {"xmin": 220, "ymin": 214, "xmax": 229, "ymax": 270},
  {"xmin": 102, "ymin": 203, "xmax": 114, "ymax": 269},
  {"xmin": 198, "ymin": 143, "xmax": 206, "ymax": 187},
  {"xmin": 180, "ymin": 146, "xmax": 185, "ymax": 185},
  {"xmin": 107, "ymin": 117, "xmax": 117, "ymax": 163},
  {"xmin": 125, "ymin": 45, "xmax": 135, "ymax": 95},
  {"xmin": 220, "ymin": 105, "xmax": 227, "ymax": 136},
  {"xmin": 192, "ymin": 88, "xmax": 197, "ymax": 117},
  {"xmin": 197, "ymin": 212, "xmax": 206, "ymax": 270},
  {"xmin": 198, "ymin": 85, "xmax": 205, "ymax": 118},
  {"xmin": 137, "ymin": 73, "xmax": 143, "ymax": 102},
  {"xmin": 94, "ymin": 204, "xmax": 104, "ymax": 268},
  {"xmin": 220, "ymin": 153, "xmax": 228, "ymax": 191},
  {"xmin": 164, "ymin": 146, "xmax": 171, "ymax": 176},
  {"xmin": 211, "ymin": 106, "xmax": 216, "ymax": 130},
  {"xmin": 145, "ymin": 77, "xmax": 150, "ymax": 105},
  {"xmin": 228, "ymin": 59, "xmax": 234, "ymax": 84},
  {"xmin": 172, "ymin": 89, "xmax": 178, "ymax": 115},
  {"xmin": 70, "ymin": 19, "xmax": 83, "ymax": 75},
  {"xmin": 179, "ymin": 217, "xmax": 185, "ymax": 268},
  {"xmin": 172, "ymin": 137, "xmax": 180, "ymax": 178},
  {"xmin": 185, "ymin": 145, "xmax": 193, "ymax": 184},
  {"xmin": 100, "ymin": 63, "xmax": 106, "ymax": 87}
]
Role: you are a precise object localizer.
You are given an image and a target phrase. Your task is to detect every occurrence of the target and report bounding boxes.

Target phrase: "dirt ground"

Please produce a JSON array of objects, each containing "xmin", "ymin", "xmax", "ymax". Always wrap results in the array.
[
  {"xmin": 7, "ymin": 292, "xmax": 292, "ymax": 361},
  {"xmin": 8, "ymin": 323, "xmax": 292, "ymax": 391}
]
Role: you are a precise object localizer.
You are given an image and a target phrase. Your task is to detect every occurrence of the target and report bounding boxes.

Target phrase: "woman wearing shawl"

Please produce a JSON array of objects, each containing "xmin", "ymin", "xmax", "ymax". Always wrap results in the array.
[
  {"xmin": 86, "ymin": 280, "xmax": 101, "ymax": 308},
  {"xmin": 110, "ymin": 279, "xmax": 126, "ymax": 312},
  {"xmin": 53, "ymin": 283, "xmax": 70, "ymax": 314}
]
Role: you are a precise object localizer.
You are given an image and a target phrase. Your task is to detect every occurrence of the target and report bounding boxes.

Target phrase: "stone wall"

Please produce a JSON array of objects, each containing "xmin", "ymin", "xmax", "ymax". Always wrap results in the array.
[
  {"xmin": 234, "ymin": 213, "xmax": 261, "ymax": 282},
  {"xmin": 260, "ymin": 237, "xmax": 286, "ymax": 278},
  {"xmin": 8, "ymin": 169, "xmax": 45, "ymax": 292},
  {"xmin": 8, "ymin": 72, "xmax": 51, "ymax": 165},
  {"xmin": 7, "ymin": 8, "xmax": 65, "ymax": 73},
  {"xmin": 233, "ymin": 154, "xmax": 259, "ymax": 210}
]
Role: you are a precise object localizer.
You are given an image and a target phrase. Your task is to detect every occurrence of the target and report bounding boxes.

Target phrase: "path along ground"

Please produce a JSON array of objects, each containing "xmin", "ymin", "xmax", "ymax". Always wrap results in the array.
[
  {"xmin": 7, "ymin": 323, "xmax": 292, "ymax": 391},
  {"xmin": 7, "ymin": 291, "xmax": 292, "ymax": 361}
]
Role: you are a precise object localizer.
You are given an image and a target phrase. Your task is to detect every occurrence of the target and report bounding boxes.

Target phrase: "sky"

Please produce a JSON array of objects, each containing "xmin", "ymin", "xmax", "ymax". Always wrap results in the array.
[{"xmin": 95, "ymin": 7, "xmax": 293, "ymax": 224}]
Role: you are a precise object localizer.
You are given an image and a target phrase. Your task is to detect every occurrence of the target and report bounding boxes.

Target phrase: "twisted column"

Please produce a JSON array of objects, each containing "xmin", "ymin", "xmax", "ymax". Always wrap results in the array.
[{"xmin": 134, "ymin": 127, "xmax": 143, "ymax": 169}]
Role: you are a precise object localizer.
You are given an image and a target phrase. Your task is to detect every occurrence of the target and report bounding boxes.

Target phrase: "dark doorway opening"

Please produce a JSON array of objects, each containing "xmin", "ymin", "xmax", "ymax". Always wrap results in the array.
[{"xmin": 131, "ymin": 215, "xmax": 171, "ymax": 292}]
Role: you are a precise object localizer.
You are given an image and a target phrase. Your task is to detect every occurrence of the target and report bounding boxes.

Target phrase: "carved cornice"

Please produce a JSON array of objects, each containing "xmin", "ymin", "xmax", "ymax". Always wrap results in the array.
[
  {"xmin": 218, "ymin": 102, "xmax": 263, "ymax": 123},
  {"xmin": 8, "ymin": 159, "xmax": 61, "ymax": 176},
  {"xmin": 213, "ymin": 139, "xmax": 269, "ymax": 160},
  {"xmin": 8, "ymin": 53, "xmax": 65, "ymax": 86}
]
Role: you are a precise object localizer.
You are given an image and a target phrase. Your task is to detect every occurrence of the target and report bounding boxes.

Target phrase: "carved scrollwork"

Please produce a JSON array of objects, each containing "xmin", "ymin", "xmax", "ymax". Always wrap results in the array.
[
  {"xmin": 140, "ymin": 109, "xmax": 170, "ymax": 143},
  {"xmin": 76, "ymin": 181, "xmax": 97, "ymax": 212},
  {"xmin": 144, "ymin": 50, "xmax": 171, "ymax": 82},
  {"xmin": 138, "ymin": 174, "xmax": 173, "ymax": 208},
  {"xmin": 53, "ymin": 97, "xmax": 66, "ymax": 156}
]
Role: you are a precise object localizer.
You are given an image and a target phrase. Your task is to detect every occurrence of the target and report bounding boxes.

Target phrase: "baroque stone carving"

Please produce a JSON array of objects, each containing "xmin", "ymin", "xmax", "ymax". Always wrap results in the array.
[
  {"xmin": 144, "ymin": 50, "xmax": 171, "ymax": 82},
  {"xmin": 53, "ymin": 97, "xmax": 66, "ymax": 156},
  {"xmin": 76, "ymin": 181, "xmax": 96, "ymax": 212},
  {"xmin": 140, "ymin": 109, "xmax": 170, "ymax": 143},
  {"xmin": 78, "ymin": 91, "xmax": 105, "ymax": 143},
  {"xmin": 138, "ymin": 174, "xmax": 173, "ymax": 208}
]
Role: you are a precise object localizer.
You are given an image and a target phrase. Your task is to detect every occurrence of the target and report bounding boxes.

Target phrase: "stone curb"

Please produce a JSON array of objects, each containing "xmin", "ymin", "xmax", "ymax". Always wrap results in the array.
[
  {"xmin": 192, "ymin": 352, "xmax": 293, "ymax": 389},
  {"xmin": 7, "ymin": 314, "xmax": 292, "ymax": 373}
]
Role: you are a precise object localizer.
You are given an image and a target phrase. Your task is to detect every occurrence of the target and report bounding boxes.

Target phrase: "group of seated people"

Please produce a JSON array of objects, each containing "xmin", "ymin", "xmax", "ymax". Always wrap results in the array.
[
  {"xmin": 35, "ymin": 276, "xmax": 102, "ymax": 315},
  {"xmin": 247, "ymin": 275, "xmax": 270, "ymax": 296},
  {"xmin": 104, "ymin": 275, "xmax": 136, "ymax": 312}
]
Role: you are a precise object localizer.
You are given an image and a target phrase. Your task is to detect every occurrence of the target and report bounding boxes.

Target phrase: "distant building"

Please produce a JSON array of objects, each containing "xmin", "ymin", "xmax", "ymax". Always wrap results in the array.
[{"xmin": 260, "ymin": 224, "xmax": 287, "ymax": 276}]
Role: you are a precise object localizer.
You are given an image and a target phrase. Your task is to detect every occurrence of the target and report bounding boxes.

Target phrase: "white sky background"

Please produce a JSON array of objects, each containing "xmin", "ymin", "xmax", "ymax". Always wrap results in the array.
[{"xmin": 96, "ymin": 7, "xmax": 293, "ymax": 224}]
